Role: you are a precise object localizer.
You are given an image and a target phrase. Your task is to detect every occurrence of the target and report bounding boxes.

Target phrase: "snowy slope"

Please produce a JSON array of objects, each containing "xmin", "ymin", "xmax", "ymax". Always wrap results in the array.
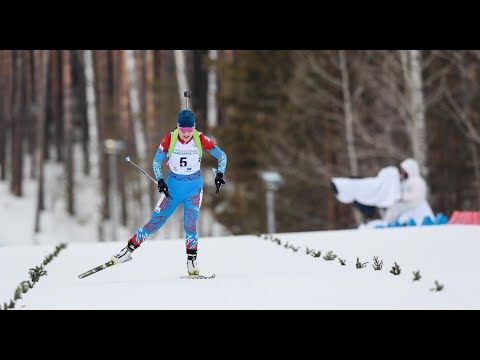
[{"xmin": 2, "ymin": 225, "xmax": 479, "ymax": 310}]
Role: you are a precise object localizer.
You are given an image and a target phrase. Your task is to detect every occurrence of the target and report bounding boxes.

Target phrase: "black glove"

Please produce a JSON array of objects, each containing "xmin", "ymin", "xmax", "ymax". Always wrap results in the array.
[
  {"xmin": 157, "ymin": 178, "xmax": 172, "ymax": 199},
  {"xmin": 215, "ymin": 173, "xmax": 225, "ymax": 194}
]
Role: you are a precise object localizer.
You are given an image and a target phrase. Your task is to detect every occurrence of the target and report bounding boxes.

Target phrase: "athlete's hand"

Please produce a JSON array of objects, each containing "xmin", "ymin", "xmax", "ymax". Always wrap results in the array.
[
  {"xmin": 157, "ymin": 179, "xmax": 172, "ymax": 199},
  {"xmin": 215, "ymin": 173, "xmax": 225, "ymax": 194}
]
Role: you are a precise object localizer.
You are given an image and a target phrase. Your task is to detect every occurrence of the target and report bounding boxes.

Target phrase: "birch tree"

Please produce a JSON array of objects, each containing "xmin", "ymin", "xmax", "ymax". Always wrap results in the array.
[
  {"xmin": 11, "ymin": 50, "xmax": 24, "ymax": 196},
  {"xmin": 0, "ymin": 53, "xmax": 4, "ymax": 180},
  {"xmin": 83, "ymin": 50, "xmax": 104, "ymax": 241},
  {"xmin": 0, "ymin": 51, "xmax": 13, "ymax": 181},
  {"xmin": 118, "ymin": 51, "xmax": 130, "ymax": 227},
  {"xmin": 50, "ymin": 51, "xmax": 63, "ymax": 162},
  {"xmin": 34, "ymin": 50, "xmax": 49, "ymax": 233},
  {"xmin": 338, "ymin": 50, "xmax": 359, "ymax": 176},
  {"xmin": 126, "ymin": 50, "xmax": 147, "ymax": 159},
  {"xmin": 405, "ymin": 50, "xmax": 427, "ymax": 176},
  {"xmin": 360, "ymin": 51, "xmax": 429, "ymax": 172},
  {"xmin": 286, "ymin": 50, "xmax": 363, "ymax": 224},
  {"xmin": 145, "ymin": 50, "xmax": 157, "ymax": 205},
  {"xmin": 93, "ymin": 50, "xmax": 110, "ymax": 221},
  {"xmin": 126, "ymin": 49, "xmax": 149, "ymax": 220},
  {"xmin": 63, "ymin": 50, "xmax": 75, "ymax": 215},
  {"xmin": 207, "ymin": 50, "xmax": 218, "ymax": 129},
  {"xmin": 73, "ymin": 51, "xmax": 90, "ymax": 176},
  {"xmin": 174, "ymin": 50, "xmax": 189, "ymax": 106},
  {"xmin": 338, "ymin": 50, "xmax": 362, "ymax": 224},
  {"xmin": 24, "ymin": 50, "xmax": 36, "ymax": 179},
  {"xmin": 354, "ymin": 50, "xmax": 443, "ymax": 173}
]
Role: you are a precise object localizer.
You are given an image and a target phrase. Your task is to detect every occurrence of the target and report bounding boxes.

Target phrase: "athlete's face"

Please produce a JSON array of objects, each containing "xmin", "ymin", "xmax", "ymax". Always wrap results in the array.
[{"xmin": 178, "ymin": 125, "xmax": 195, "ymax": 142}]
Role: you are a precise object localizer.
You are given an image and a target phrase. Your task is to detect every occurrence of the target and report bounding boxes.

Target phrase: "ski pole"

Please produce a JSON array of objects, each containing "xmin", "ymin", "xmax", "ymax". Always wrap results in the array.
[{"xmin": 125, "ymin": 156, "xmax": 172, "ymax": 200}]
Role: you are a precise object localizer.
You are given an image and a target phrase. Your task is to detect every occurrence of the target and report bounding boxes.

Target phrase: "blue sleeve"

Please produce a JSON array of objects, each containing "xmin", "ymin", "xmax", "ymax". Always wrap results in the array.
[
  {"xmin": 153, "ymin": 148, "xmax": 166, "ymax": 181},
  {"xmin": 207, "ymin": 144, "xmax": 227, "ymax": 174}
]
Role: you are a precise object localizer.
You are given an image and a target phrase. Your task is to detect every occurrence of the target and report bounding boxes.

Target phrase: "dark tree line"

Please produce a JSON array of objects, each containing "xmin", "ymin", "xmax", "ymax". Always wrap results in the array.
[
  {"xmin": 213, "ymin": 50, "xmax": 480, "ymax": 232},
  {"xmin": 0, "ymin": 50, "xmax": 479, "ymax": 238}
]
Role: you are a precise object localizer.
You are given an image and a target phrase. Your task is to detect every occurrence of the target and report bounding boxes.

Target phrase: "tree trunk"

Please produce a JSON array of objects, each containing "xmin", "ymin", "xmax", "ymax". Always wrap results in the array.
[
  {"xmin": 468, "ymin": 142, "xmax": 480, "ymax": 209},
  {"xmin": 192, "ymin": 50, "xmax": 208, "ymax": 127},
  {"xmin": 145, "ymin": 50, "xmax": 156, "ymax": 206},
  {"xmin": 326, "ymin": 120, "xmax": 336, "ymax": 229},
  {"xmin": 408, "ymin": 50, "xmax": 428, "ymax": 176},
  {"xmin": 207, "ymin": 50, "xmax": 218, "ymax": 129},
  {"xmin": 126, "ymin": 50, "xmax": 147, "ymax": 161},
  {"xmin": 136, "ymin": 50, "xmax": 147, "ymax": 120},
  {"xmin": 50, "ymin": 50, "xmax": 63, "ymax": 162},
  {"xmin": 118, "ymin": 51, "xmax": 130, "ymax": 226},
  {"xmin": 338, "ymin": 50, "xmax": 358, "ymax": 176},
  {"xmin": 73, "ymin": 50, "xmax": 90, "ymax": 176},
  {"xmin": 174, "ymin": 50, "xmax": 189, "ymax": 107},
  {"xmin": 84, "ymin": 50, "xmax": 104, "ymax": 241},
  {"xmin": 338, "ymin": 50, "xmax": 362, "ymax": 225},
  {"xmin": 0, "ymin": 53, "xmax": 4, "ymax": 180},
  {"xmin": 25, "ymin": 50, "xmax": 36, "ymax": 179},
  {"xmin": 126, "ymin": 50, "xmax": 149, "ymax": 220},
  {"xmin": 63, "ymin": 50, "xmax": 75, "ymax": 215},
  {"xmin": 11, "ymin": 50, "xmax": 24, "ymax": 196},
  {"xmin": 0, "ymin": 50, "xmax": 13, "ymax": 181},
  {"xmin": 94, "ymin": 50, "xmax": 110, "ymax": 221},
  {"xmin": 34, "ymin": 50, "xmax": 50, "ymax": 233}
]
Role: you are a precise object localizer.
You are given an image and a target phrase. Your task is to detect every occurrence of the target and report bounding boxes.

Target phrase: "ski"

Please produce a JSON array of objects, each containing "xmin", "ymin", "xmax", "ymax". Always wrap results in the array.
[
  {"xmin": 179, "ymin": 274, "xmax": 216, "ymax": 280},
  {"xmin": 78, "ymin": 260, "xmax": 117, "ymax": 279}
]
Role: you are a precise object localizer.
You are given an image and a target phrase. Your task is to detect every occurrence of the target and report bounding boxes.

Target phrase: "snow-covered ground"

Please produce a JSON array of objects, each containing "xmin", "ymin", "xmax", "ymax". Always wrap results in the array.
[{"xmin": 1, "ymin": 225, "xmax": 479, "ymax": 310}]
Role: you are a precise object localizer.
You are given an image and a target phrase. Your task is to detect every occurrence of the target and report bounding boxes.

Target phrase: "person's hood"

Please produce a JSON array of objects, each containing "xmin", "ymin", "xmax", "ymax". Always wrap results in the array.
[{"xmin": 400, "ymin": 158, "xmax": 420, "ymax": 177}]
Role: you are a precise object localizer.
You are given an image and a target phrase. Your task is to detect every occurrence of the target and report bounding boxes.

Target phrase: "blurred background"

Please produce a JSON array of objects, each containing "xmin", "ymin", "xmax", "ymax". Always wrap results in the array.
[{"xmin": 0, "ymin": 50, "xmax": 479, "ymax": 244}]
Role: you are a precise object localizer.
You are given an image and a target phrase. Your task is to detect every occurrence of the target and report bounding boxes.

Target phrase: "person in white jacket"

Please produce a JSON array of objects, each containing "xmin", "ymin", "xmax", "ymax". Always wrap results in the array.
[{"xmin": 383, "ymin": 158, "xmax": 434, "ymax": 225}]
